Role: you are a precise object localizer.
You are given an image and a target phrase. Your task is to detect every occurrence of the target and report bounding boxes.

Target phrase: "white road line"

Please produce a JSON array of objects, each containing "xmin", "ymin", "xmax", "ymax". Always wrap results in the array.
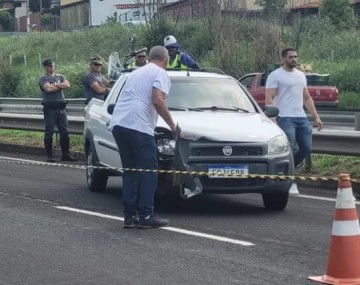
[
  {"xmin": 297, "ymin": 194, "xmax": 360, "ymax": 205},
  {"xmin": 55, "ymin": 206, "xmax": 255, "ymax": 246}
]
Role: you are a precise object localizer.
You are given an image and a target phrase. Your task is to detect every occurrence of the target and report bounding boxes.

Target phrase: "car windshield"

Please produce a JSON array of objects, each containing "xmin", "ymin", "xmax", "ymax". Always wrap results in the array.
[
  {"xmin": 167, "ymin": 77, "xmax": 256, "ymax": 112},
  {"xmin": 306, "ymin": 74, "xmax": 330, "ymax": 86}
]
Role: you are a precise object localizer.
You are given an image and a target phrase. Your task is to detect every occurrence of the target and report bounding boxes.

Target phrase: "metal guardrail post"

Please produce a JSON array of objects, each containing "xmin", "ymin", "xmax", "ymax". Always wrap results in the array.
[{"xmin": 355, "ymin": 113, "xmax": 360, "ymax": 131}]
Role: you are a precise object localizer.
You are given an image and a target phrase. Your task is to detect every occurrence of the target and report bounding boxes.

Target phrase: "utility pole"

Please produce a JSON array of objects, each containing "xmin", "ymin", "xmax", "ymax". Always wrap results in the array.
[
  {"xmin": 26, "ymin": 0, "xmax": 30, "ymax": 33},
  {"xmin": 40, "ymin": 0, "xmax": 43, "ymax": 12}
]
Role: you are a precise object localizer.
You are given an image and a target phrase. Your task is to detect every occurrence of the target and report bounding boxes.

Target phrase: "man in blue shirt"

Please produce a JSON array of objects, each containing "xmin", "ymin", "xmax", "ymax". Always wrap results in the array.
[{"xmin": 164, "ymin": 35, "xmax": 200, "ymax": 69}]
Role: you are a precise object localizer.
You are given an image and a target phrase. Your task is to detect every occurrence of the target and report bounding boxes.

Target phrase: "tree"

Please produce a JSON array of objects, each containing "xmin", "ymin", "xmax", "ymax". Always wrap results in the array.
[
  {"xmin": 320, "ymin": 0, "xmax": 356, "ymax": 29},
  {"xmin": 29, "ymin": 0, "xmax": 52, "ymax": 13},
  {"xmin": 255, "ymin": 0, "xmax": 287, "ymax": 18},
  {"xmin": 0, "ymin": 11, "xmax": 13, "ymax": 31}
]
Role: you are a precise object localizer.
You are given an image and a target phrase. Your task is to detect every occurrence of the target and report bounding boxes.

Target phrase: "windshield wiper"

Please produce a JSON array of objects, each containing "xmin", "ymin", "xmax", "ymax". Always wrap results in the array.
[
  {"xmin": 194, "ymin": 106, "xmax": 249, "ymax": 113},
  {"xmin": 169, "ymin": 107, "xmax": 188, "ymax": 111}
]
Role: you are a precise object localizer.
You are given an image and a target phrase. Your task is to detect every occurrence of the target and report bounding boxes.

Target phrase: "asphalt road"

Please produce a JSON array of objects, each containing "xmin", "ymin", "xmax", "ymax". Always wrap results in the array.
[{"xmin": 0, "ymin": 151, "xmax": 359, "ymax": 285}]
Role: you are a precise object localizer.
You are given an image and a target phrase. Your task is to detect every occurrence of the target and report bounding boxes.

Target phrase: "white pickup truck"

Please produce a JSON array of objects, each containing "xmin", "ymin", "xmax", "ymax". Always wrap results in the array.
[{"xmin": 83, "ymin": 68, "xmax": 294, "ymax": 210}]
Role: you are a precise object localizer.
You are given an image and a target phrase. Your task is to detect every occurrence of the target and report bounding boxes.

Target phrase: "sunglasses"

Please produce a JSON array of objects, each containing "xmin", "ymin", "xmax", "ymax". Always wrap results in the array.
[
  {"xmin": 92, "ymin": 63, "xmax": 102, "ymax": 66},
  {"xmin": 137, "ymin": 55, "xmax": 146, "ymax": 59},
  {"xmin": 166, "ymin": 46, "xmax": 176, "ymax": 50}
]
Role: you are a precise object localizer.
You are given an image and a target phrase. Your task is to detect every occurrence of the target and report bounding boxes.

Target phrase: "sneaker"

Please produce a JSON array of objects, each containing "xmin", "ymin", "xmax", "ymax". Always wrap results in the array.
[
  {"xmin": 47, "ymin": 156, "xmax": 55, "ymax": 163},
  {"xmin": 124, "ymin": 216, "xmax": 139, "ymax": 229},
  {"xmin": 138, "ymin": 215, "xmax": 169, "ymax": 229},
  {"xmin": 289, "ymin": 183, "xmax": 300, "ymax": 195},
  {"xmin": 61, "ymin": 153, "xmax": 77, "ymax": 161}
]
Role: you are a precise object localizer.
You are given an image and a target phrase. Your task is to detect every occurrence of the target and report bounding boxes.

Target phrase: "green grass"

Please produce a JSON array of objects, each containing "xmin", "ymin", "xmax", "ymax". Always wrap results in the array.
[
  {"xmin": 0, "ymin": 129, "xmax": 359, "ymax": 179},
  {"xmin": 0, "ymin": 129, "xmax": 83, "ymax": 152}
]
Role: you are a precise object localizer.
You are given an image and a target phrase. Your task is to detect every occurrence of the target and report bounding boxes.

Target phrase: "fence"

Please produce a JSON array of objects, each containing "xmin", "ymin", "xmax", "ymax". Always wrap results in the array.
[{"xmin": 0, "ymin": 98, "xmax": 359, "ymax": 156}]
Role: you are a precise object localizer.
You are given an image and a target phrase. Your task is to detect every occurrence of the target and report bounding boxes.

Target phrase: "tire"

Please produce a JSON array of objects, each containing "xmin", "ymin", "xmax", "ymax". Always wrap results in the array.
[
  {"xmin": 86, "ymin": 145, "xmax": 108, "ymax": 192},
  {"xmin": 262, "ymin": 192, "xmax": 289, "ymax": 211}
]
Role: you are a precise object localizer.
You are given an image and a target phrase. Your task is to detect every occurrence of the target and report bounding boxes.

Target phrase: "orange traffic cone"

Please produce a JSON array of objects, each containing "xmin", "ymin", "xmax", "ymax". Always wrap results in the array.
[{"xmin": 309, "ymin": 173, "xmax": 360, "ymax": 284}]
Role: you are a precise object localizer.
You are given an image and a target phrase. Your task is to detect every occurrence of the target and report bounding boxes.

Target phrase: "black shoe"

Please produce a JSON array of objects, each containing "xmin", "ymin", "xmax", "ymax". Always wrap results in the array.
[
  {"xmin": 47, "ymin": 156, "xmax": 55, "ymax": 163},
  {"xmin": 124, "ymin": 216, "xmax": 139, "ymax": 229},
  {"xmin": 61, "ymin": 153, "xmax": 77, "ymax": 161},
  {"xmin": 138, "ymin": 215, "xmax": 169, "ymax": 229}
]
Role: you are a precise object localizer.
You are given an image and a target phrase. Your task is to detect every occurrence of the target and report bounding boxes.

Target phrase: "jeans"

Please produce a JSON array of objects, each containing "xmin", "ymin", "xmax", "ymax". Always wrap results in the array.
[
  {"xmin": 276, "ymin": 117, "xmax": 312, "ymax": 167},
  {"xmin": 112, "ymin": 125, "xmax": 158, "ymax": 218}
]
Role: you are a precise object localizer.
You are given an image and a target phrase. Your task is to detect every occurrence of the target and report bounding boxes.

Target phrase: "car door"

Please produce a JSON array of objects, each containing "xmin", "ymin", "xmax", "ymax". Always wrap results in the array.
[{"xmin": 95, "ymin": 76, "xmax": 127, "ymax": 168}]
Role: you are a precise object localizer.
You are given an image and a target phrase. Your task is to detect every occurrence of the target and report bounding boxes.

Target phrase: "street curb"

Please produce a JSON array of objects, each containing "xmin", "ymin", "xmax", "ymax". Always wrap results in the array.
[{"xmin": 0, "ymin": 142, "xmax": 359, "ymax": 197}]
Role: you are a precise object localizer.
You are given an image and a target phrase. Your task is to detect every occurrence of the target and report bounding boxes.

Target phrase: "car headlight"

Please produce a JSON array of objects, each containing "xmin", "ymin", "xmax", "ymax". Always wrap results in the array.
[
  {"xmin": 268, "ymin": 135, "xmax": 290, "ymax": 154},
  {"xmin": 157, "ymin": 138, "xmax": 175, "ymax": 156}
]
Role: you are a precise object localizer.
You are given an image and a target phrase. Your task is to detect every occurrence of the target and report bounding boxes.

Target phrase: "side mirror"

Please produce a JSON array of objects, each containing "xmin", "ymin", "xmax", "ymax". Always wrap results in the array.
[
  {"xmin": 107, "ymin": 103, "xmax": 115, "ymax": 115},
  {"xmin": 263, "ymin": 105, "xmax": 279, "ymax": 118}
]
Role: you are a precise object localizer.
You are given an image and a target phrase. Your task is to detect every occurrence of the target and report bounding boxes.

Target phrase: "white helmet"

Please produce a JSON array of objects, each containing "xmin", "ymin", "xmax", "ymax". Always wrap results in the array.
[{"xmin": 164, "ymin": 35, "xmax": 177, "ymax": 47}]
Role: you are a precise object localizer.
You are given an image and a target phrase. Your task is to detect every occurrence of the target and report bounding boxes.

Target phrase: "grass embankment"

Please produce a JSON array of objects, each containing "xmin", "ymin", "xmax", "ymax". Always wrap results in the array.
[
  {"xmin": 0, "ymin": 129, "xmax": 83, "ymax": 152},
  {"xmin": 1, "ymin": 129, "xmax": 359, "ymax": 180}
]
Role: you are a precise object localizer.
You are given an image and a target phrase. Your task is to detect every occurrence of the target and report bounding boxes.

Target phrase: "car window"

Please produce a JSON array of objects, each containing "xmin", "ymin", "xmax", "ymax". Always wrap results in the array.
[
  {"xmin": 167, "ymin": 77, "xmax": 256, "ymax": 112},
  {"xmin": 239, "ymin": 75, "xmax": 255, "ymax": 89}
]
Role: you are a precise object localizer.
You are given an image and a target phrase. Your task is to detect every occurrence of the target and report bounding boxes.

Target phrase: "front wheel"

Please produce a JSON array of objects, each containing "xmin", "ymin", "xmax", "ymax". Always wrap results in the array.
[
  {"xmin": 262, "ymin": 192, "xmax": 289, "ymax": 211},
  {"xmin": 86, "ymin": 145, "xmax": 108, "ymax": 192}
]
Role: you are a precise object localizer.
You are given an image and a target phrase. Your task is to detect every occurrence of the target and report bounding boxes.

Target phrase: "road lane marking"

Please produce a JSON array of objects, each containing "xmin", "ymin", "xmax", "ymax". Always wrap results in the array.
[
  {"xmin": 297, "ymin": 194, "xmax": 360, "ymax": 205},
  {"xmin": 55, "ymin": 206, "xmax": 255, "ymax": 246}
]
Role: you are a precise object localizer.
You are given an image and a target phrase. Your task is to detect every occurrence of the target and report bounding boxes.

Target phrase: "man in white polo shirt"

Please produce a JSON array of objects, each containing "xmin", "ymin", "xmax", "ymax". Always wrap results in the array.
[
  {"xmin": 265, "ymin": 47, "xmax": 323, "ymax": 195},
  {"xmin": 108, "ymin": 46, "xmax": 177, "ymax": 229}
]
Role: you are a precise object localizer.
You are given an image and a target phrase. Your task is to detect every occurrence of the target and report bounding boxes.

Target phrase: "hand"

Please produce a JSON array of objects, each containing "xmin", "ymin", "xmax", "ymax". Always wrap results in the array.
[
  {"xmin": 171, "ymin": 125, "xmax": 185, "ymax": 139},
  {"xmin": 315, "ymin": 118, "xmax": 323, "ymax": 131}
]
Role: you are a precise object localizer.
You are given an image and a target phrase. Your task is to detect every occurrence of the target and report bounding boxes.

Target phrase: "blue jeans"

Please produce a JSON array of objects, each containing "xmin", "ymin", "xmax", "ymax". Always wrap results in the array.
[
  {"xmin": 112, "ymin": 126, "xmax": 158, "ymax": 218},
  {"xmin": 276, "ymin": 117, "xmax": 312, "ymax": 167}
]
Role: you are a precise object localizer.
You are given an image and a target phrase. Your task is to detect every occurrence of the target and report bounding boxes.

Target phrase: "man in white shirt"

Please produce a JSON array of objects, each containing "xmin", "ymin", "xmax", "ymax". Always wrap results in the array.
[
  {"xmin": 109, "ymin": 46, "xmax": 177, "ymax": 229},
  {"xmin": 265, "ymin": 47, "xmax": 323, "ymax": 195}
]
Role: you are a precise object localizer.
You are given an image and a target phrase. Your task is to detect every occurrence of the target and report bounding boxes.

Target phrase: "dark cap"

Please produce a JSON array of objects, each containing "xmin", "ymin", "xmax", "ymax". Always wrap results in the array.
[
  {"xmin": 89, "ymin": 56, "xmax": 102, "ymax": 65},
  {"xmin": 43, "ymin": 59, "xmax": 55, "ymax": 67}
]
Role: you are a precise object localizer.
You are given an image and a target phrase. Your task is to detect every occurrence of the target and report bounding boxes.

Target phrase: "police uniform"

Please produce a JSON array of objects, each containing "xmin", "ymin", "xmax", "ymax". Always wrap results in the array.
[{"xmin": 39, "ymin": 59, "xmax": 76, "ymax": 162}]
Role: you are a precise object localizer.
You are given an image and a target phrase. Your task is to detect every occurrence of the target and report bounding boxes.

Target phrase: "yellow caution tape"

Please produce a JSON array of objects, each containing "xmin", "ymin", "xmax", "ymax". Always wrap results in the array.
[{"xmin": 0, "ymin": 159, "xmax": 358, "ymax": 183}]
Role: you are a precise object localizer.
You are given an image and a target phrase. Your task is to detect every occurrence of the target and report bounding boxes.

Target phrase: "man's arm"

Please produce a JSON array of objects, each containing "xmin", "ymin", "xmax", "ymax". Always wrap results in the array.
[
  {"xmin": 265, "ymin": 88, "xmax": 277, "ymax": 105},
  {"xmin": 303, "ymin": 88, "xmax": 323, "ymax": 131},
  {"xmin": 42, "ymin": 82, "xmax": 60, "ymax": 92},
  {"xmin": 90, "ymin": 81, "xmax": 110, "ymax": 95},
  {"xmin": 181, "ymin": 53, "xmax": 199, "ymax": 69},
  {"xmin": 152, "ymin": 87, "xmax": 176, "ymax": 133},
  {"xmin": 56, "ymin": 79, "xmax": 70, "ymax": 89}
]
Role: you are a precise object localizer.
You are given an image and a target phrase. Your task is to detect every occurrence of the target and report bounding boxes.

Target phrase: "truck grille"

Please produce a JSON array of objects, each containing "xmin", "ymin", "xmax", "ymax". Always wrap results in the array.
[{"xmin": 191, "ymin": 146, "xmax": 263, "ymax": 157}]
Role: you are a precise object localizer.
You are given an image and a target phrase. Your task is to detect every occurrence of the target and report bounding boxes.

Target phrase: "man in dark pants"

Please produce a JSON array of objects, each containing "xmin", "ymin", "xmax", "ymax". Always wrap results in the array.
[
  {"xmin": 108, "ymin": 46, "xmax": 179, "ymax": 229},
  {"xmin": 39, "ymin": 59, "xmax": 77, "ymax": 162}
]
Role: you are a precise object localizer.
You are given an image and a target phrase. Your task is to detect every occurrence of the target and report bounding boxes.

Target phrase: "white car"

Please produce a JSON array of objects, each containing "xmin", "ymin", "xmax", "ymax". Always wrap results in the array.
[{"xmin": 83, "ymin": 69, "xmax": 294, "ymax": 210}]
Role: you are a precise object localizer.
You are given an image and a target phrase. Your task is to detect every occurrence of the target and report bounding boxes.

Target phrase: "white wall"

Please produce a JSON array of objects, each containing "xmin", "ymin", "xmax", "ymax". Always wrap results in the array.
[
  {"xmin": 15, "ymin": 3, "xmax": 27, "ymax": 18},
  {"xmin": 89, "ymin": 0, "xmax": 177, "ymax": 26}
]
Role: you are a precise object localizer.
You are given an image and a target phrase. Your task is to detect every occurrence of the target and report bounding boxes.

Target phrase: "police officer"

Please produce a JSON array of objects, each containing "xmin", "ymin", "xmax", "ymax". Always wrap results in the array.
[
  {"xmin": 83, "ymin": 57, "xmax": 110, "ymax": 104},
  {"xmin": 39, "ymin": 59, "xmax": 77, "ymax": 162},
  {"xmin": 129, "ymin": 50, "xmax": 148, "ymax": 68},
  {"xmin": 164, "ymin": 35, "xmax": 200, "ymax": 69}
]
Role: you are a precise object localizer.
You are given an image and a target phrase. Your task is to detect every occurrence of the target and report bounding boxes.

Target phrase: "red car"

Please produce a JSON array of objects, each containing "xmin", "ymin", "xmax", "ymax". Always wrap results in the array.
[{"xmin": 239, "ymin": 72, "xmax": 339, "ymax": 108}]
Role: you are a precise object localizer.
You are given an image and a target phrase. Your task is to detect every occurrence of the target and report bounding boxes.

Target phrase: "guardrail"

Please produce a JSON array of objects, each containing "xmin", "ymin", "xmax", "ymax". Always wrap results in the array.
[{"xmin": 0, "ymin": 98, "xmax": 359, "ymax": 156}]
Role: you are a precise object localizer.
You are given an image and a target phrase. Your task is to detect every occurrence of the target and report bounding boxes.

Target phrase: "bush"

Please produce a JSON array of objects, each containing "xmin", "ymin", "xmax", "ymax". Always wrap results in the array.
[{"xmin": 0, "ymin": 63, "xmax": 22, "ymax": 97}]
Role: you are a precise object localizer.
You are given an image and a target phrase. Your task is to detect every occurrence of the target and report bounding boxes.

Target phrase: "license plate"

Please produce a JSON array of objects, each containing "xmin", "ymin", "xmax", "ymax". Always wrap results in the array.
[{"xmin": 208, "ymin": 165, "xmax": 249, "ymax": 178}]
